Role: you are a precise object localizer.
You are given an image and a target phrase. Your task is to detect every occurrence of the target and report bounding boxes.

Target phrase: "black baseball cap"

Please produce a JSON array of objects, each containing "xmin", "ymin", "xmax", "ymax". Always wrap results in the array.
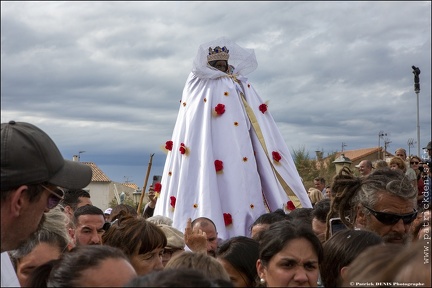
[
  {"xmin": 423, "ymin": 141, "xmax": 431, "ymax": 150},
  {"xmin": 1, "ymin": 121, "xmax": 92, "ymax": 190}
]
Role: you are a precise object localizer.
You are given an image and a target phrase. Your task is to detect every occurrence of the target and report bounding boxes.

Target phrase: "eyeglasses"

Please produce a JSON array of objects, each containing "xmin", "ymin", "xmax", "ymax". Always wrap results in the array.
[
  {"xmin": 410, "ymin": 161, "xmax": 419, "ymax": 165},
  {"xmin": 364, "ymin": 206, "xmax": 417, "ymax": 225},
  {"xmin": 41, "ymin": 184, "xmax": 65, "ymax": 209}
]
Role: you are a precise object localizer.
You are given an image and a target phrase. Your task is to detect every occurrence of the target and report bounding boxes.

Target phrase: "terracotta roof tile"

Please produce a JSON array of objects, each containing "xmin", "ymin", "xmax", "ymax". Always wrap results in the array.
[
  {"xmin": 334, "ymin": 147, "xmax": 394, "ymax": 161},
  {"xmin": 122, "ymin": 183, "xmax": 139, "ymax": 190},
  {"xmin": 82, "ymin": 162, "xmax": 111, "ymax": 182}
]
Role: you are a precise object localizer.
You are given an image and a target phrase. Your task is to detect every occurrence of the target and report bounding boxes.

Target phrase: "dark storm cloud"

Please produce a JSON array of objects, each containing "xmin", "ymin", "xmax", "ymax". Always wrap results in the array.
[{"xmin": 1, "ymin": 1, "xmax": 430, "ymax": 186}]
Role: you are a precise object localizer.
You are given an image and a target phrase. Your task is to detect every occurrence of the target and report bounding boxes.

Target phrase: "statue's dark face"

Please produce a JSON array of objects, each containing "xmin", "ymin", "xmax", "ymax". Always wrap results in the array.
[{"xmin": 210, "ymin": 60, "xmax": 228, "ymax": 72}]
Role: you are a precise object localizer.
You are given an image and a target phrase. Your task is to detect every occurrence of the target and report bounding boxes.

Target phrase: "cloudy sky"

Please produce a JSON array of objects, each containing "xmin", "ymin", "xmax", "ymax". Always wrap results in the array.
[{"xmin": 1, "ymin": 1, "xmax": 431, "ymax": 189}]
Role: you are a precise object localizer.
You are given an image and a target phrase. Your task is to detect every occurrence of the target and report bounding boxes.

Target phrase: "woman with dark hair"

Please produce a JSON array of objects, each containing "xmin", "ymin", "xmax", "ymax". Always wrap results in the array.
[
  {"xmin": 320, "ymin": 229, "xmax": 383, "ymax": 287},
  {"xmin": 256, "ymin": 221, "xmax": 323, "ymax": 287},
  {"xmin": 47, "ymin": 245, "xmax": 136, "ymax": 287},
  {"xmin": 216, "ymin": 236, "xmax": 259, "ymax": 287},
  {"xmin": 102, "ymin": 211, "xmax": 167, "ymax": 276}
]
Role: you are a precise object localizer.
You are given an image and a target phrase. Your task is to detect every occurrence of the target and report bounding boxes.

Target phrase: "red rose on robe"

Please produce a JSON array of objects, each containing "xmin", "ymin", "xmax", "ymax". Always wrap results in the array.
[
  {"xmin": 215, "ymin": 104, "xmax": 226, "ymax": 115},
  {"xmin": 215, "ymin": 160, "xmax": 224, "ymax": 172},
  {"xmin": 259, "ymin": 103, "xmax": 267, "ymax": 114},
  {"xmin": 223, "ymin": 213, "xmax": 233, "ymax": 226},
  {"xmin": 272, "ymin": 151, "xmax": 282, "ymax": 162},
  {"xmin": 179, "ymin": 143, "xmax": 186, "ymax": 154},
  {"xmin": 154, "ymin": 183, "xmax": 162, "ymax": 192},
  {"xmin": 286, "ymin": 200, "xmax": 296, "ymax": 211},
  {"xmin": 165, "ymin": 140, "xmax": 173, "ymax": 151},
  {"xmin": 170, "ymin": 196, "xmax": 176, "ymax": 208}
]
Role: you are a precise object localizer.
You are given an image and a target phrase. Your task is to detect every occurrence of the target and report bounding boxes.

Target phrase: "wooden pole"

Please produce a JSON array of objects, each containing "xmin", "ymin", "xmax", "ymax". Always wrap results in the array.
[{"xmin": 137, "ymin": 153, "xmax": 155, "ymax": 214}]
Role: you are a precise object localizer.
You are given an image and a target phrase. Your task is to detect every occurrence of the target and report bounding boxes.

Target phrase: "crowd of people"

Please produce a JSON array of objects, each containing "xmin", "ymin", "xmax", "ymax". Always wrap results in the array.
[
  {"xmin": 1, "ymin": 121, "xmax": 432, "ymax": 287},
  {"xmin": 1, "ymin": 37, "xmax": 431, "ymax": 287},
  {"xmin": 1, "ymin": 121, "xmax": 430, "ymax": 287}
]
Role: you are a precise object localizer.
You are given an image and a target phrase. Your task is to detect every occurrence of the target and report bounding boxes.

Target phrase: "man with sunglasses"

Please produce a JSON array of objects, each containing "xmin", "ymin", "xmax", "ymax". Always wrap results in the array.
[
  {"xmin": 1, "ymin": 121, "xmax": 92, "ymax": 286},
  {"xmin": 354, "ymin": 169, "xmax": 418, "ymax": 244}
]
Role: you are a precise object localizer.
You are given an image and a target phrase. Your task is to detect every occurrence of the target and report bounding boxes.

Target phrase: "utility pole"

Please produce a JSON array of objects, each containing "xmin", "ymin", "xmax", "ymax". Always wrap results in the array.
[
  {"xmin": 384, "ymin": 138, "xmax": 392, "ymax": 161},
  {"xmin": 407, "ymin": 138, "xmax": 416, "ymax": 157},
  {"xmin": 341, "ymin": 142, "xmax": 347, "ymax": 153},
  {"xmin": 412, "ymin": 66, "xmax": 421, "ymax": 157},
  {"xmin": 378, "ymin": 131, "xmax": 387, "ymax": 160}
]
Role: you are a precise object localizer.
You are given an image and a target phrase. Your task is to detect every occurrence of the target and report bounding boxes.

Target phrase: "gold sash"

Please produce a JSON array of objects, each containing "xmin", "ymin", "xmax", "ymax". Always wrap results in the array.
[{"xmin": 236, "ymin": 84, "xmax": 303, "ymax": 208}]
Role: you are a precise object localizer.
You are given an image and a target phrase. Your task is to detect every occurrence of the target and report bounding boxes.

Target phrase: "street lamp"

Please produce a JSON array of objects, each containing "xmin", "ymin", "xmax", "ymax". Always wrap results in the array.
[
  {"xmin": 132, "ymin": 189, "xmax": 142, "ymax": 208},
  {"xmin": 412, "ymin": 66, "xmax": 421, "ymax": 157},
  {"xmin": 333, "ymin": 153, "xmax": 352, "ymax": 174}
]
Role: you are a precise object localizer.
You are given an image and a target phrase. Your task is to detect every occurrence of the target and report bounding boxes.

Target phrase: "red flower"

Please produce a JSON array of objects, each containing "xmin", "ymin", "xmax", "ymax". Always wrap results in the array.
[
  {"xmin": 223, "ymin": 213, "xmax": 233, "ymax": 226},
  {"xmin": 215, "ymin": 160, "xmax": 224, "ymax": 172},
  {"xmin": 272, "ymin": 151, "xmax": 282, "ymax": 162},
  {"xmin": 170, "ymin": 196, "xmax": 176, "ymax": 208},
  {"xmin": 286, "ymin": 200, "xmax": 296, "ymax": 211},
  {"xmin": 215, "ymin": 104, "xmax": 226, "ymax": 115},
  {"xmin": 165, "ymin": 140, "xmax": 173, "ymax": 151},
  {"xmin": 179, "ymin": 143, "xmax": 186, "ymax": 154},
  {"xmin": 154, "ymin": 183, "xmax": 162, "ymax": 192},
  {"xmin": 259, "ymin": 103, "xmax": 267, "ymax": 114}
]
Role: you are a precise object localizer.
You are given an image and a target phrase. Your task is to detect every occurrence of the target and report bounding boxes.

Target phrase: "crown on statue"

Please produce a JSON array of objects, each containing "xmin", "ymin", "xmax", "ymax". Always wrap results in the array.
[{"xmin": 207, "ymin": 46, "xmax": 230, "ymax": 62}]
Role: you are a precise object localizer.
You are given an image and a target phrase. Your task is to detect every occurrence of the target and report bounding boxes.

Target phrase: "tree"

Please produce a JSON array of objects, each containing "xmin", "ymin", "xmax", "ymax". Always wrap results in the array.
[
  {"xmin": 108, "ymin": 191, "xmax": 145, "ymax": 214},
  {"xmin": 292, "ymin": 147, "xmax": 338, "ymax": 190}
]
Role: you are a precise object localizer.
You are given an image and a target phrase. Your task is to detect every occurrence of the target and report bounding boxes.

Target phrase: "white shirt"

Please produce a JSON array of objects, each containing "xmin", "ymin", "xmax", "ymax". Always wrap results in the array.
[{"xmin": 1, "ymin": 252, "xmax": 20, "ymax": 287}]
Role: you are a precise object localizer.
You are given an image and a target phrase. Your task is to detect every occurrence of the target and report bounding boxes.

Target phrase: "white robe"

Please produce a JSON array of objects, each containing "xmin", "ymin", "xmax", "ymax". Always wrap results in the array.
[{"xmin": 154, "ymin": 38, "xmax": 311, "ymax": 240}]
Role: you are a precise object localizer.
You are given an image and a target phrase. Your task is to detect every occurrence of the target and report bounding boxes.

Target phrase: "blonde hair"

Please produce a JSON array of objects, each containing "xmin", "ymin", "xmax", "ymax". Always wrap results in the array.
[
  {"xmin": 308, "ymin": 188, "xmax": 324, "ymax": 204},
  {"xmin": 374, "ymin": 160, "xmax": 388, "ymax": 170},
  {"xmin": 165, "ymin": 252, "xmax": 230, "ymax": 281}
]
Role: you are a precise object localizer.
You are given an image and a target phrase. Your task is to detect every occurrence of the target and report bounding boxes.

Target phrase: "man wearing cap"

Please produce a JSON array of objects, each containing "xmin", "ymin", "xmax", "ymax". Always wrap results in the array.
[
  {"xmin": 1, "ymin": 121, "xmax": 92, "ymax": 286},
  {"xmin": 157, "ymin": 224, "xmax": 185, "ymax": 266},
  {"xmin": 104, "ymin": 207, "xmax": 112, "ymax": 221},
  {"xmin": 355, "ymin": 160, "xmax": 373, "ymax": 177}
]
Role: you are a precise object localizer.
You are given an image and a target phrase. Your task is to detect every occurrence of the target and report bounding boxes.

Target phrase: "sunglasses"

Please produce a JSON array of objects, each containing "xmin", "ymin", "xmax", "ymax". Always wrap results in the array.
[
  {"xmin": 41, "ymin": 184, "xmax": 65, "ymax": 209},
  {"xmin": 364, "ymin": 206, "xmax": 417, "ymax": 225},
  {"xmin": 410, "ymin": 161, "xmax": 419, "ymax": 165}
]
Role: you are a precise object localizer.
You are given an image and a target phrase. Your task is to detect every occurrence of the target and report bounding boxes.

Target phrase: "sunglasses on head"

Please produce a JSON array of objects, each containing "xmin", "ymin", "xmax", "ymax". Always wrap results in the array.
[
  {"xmin": 364, "ymin": 206, "xmax": 417, "ymax": 225},
  {"xmin": 41, "ymin": 184, "xmax": 65, "ymax": 209}
]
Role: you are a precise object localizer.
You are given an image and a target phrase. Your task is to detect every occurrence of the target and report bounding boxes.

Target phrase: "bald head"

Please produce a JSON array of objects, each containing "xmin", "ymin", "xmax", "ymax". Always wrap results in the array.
[
  {"xmin": 357, "ymin": 160, "xmax": 373, "ymax": 176},
  {"xmin": 191, "ymin": 217, "xmax": 218, "ymax": 257}
]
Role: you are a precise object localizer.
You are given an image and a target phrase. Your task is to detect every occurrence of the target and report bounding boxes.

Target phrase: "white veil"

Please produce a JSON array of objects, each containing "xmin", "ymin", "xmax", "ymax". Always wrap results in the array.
[{"xmin": 192, "ymin": 37, "xmax": 258, "ymax": 79}]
